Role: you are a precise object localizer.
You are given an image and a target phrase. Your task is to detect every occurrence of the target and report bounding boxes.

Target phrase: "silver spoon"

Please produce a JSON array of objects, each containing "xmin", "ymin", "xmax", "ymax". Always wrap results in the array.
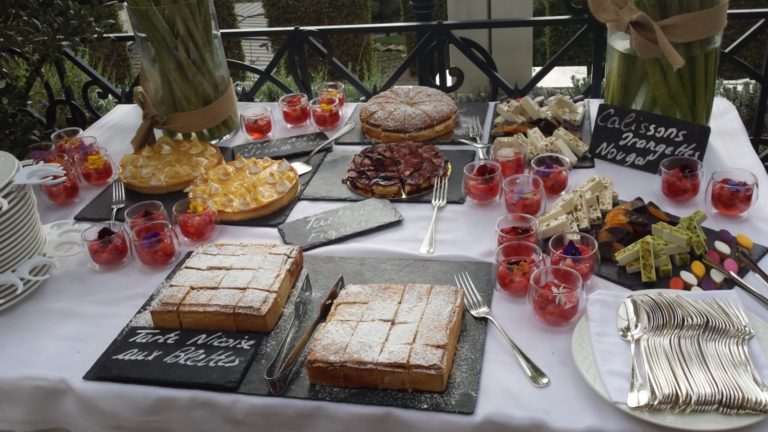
[
  {"xmin": 291, "ymin": 122, "xmax": 355, "ymax": 175},
  {"xmin": 618, "ymin": 298, "xmax": 650, "ymax": 408}
]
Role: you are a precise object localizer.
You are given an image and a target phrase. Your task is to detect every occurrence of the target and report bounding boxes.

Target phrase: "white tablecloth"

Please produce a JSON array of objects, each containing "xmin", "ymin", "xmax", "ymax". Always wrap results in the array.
[{"xmin": 1, "ymin": 98, "xmax": 768, "ymax": 432}]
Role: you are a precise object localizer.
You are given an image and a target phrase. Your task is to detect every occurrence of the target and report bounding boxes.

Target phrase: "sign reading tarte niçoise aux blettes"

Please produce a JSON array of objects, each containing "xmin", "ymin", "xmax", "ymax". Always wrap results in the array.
[{"xmin": 590, "ymin": 104, "xmax": 711, "ymax": 174}]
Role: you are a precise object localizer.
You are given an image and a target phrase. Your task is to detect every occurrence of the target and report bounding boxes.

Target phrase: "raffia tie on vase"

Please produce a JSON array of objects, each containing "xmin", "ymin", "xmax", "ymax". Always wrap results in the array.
[
  {"xmin": 588, "ymin": 0, "xmax": 728, "ymax": 70},
  {"xmin": 131, "ymin": 84, "xmax": 238, "ymax": 152}
]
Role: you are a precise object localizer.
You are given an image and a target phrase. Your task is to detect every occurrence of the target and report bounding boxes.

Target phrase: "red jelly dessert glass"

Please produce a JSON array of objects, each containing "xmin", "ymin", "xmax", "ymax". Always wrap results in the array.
[
  {"xmin": 529, "ymin": 265, "xmax": 584, "ymax": 326},
  {"xmin": 531, "ymin": 153, "xmax": 570, "ymax": 197},
  {"xmin": 492, "ymin": 141, "xmax": 526, "ymax": 179},
  {"xmin": 75, "ymin": 144, "xmax": 114, "ymax": 186},
  {"xmin": 315, "ymin": 81, "xmax": 346, "ymax": 108},
  {"xmin": 81, "ymin": 222, "xmax": 130, "ymax": 269},
  {"xmin": 310, "ymin": 96, "xmax": 341, "ymax": 130},
  {"xmin": 50, "ymin": 127, "xmax": 83, "ymax": 158},
  {"xmin": 706, "ymin": 168, "xmax": 758, "ymax": 217},
  {"xmin": 548, "ymin": 232, "xmax": 599, "ymax": 284},
  {"xmin": 124, "ymin": 201, "xmax": 169, "ymax": 233},
  {"xmin": 495, "ymin": 214, "xmax": 540, "ymax": 246},
  {"xmin": 659, "ymin": 156, "xmax": 702, "ymax": 203},
  {"xmin": 172, "ymin": 196, "xmax": 217, "ymax": 242},
  {"xmin": 463, "ymin": 161, "xmax": 502, "ymax": 204},
  {"xmin": 241, "ymin": 106, "xmax": 273, "ymax": 140},
  {"xmin": 279, "ymin": 93, "xmax": 310, "ymax": 127},
  {"xmin": 495, "ymin": 241, "xmax": 545, "ymax": 297},
  {"xmin": 131, "ymin": 221, "xmax": 180, "ymax": 268},
  {"xmin": 502, "ymin": 174, "xmax": 545, "ymax": 216},
  {"xmin": 41, "ymin": 157, "xmax": 80, "ymax": 206}
]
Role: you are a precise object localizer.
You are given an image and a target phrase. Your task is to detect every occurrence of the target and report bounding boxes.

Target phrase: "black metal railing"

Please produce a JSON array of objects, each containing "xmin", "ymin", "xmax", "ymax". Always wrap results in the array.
[{"xmin": 23, "ymin": 4, "xmax": 768, "ymax": 162}]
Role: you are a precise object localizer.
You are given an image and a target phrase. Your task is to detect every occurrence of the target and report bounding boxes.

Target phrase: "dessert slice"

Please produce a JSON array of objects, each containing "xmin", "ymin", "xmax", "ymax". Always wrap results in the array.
[{"xmin": 150, "ymin": 286, "xmax": 190, "ymax": 329}]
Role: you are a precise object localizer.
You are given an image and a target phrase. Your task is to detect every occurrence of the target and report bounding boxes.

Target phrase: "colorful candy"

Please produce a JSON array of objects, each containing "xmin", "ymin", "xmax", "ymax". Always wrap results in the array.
[
  {"xmin": 706, "ymin": 250, "xmax": 721, "ymax": 265},
  {"xmin": 679, "ymin": 271, "xmax": 698, "ymax": 289},
  {"xmin": 701, "ymin": 278, "xmax": 717, "ymax": 291},
  {"xmin": 690, "ymin": 260, "xmax": 707, "ymax": 280},
  {"xmin": 709, "ymin": 268, "xmax": 726, "ymax": 288},
  {"xmin": 713, "ymin": 240, "xmax": 732, "ymax": 259},
  {"xmin": 723, "ymin": 258, "xmax": 739, "ymax": 273},
  {"xmin": 736, "ymin": 233, "xmax": 754, "ymax": 251},
  {"xmin": 717, "ymin": 229, "xmax": 735, "ymax": 244},
  {"xmin": 668, "ymin": 277, "xmax": 685, "ymax": 290}
]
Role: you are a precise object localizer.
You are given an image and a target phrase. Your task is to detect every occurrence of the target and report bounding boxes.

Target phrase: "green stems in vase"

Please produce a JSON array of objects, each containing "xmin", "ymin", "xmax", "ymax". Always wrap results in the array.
[
  {"xmin": 126, "ymin": 0, "xmax": 239, "ymax": 143},
  {"xmin": 603, "ymin": 0, "xmax": 724, "ymax": 125}
]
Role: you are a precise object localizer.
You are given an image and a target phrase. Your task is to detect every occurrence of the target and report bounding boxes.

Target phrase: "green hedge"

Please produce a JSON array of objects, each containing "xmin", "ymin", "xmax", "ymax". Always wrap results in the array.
[{"xmin": 261, "ymin": 0, "xmax": 373, "ymax": 77}]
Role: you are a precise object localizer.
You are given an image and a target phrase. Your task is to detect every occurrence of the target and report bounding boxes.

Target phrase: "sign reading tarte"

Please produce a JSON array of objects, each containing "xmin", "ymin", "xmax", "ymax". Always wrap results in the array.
[{"xmin": 590, "ymin": 104, "xmax": 711, "ymax": 174}]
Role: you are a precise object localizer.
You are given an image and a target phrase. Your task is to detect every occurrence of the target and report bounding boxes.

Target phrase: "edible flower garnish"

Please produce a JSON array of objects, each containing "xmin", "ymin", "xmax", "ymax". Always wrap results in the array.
[
  {"xmin": 508, "ymin": 259, "xmax": 530, "ymax": 275},
  {"xmin": 141, "ymin": 230, "xmax": 161, "ymax": 248},
  {"xmin": 85, "ymin": 154, "xmax": 105, "ymax": 169},
  {"xmin": 563, "ymin": 240, "xmax": 582, "ymax": 257},
  {"xmin": 97, "ymin": 226, "xmax": 117, "ymax": 247},
  {"xmin": 189, "ymin": 201, "xmax": 205, "ymax": 214}
]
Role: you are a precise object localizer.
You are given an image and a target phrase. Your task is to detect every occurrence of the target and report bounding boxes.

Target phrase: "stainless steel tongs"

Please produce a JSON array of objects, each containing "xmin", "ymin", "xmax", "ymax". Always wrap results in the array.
[{"xmin": 264, "ymin": 274, "xmax": 344, "ymax": 394}]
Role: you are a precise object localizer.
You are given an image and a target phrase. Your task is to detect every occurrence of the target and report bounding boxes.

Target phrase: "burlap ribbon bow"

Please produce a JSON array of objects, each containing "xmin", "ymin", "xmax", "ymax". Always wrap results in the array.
[
  {"xmin": 588, "ymin": 0, "xmax": 728, "ymax": 70},
  {"xmin": 131, "ymin": 83, "xmax": 237, "ymax": 151}
]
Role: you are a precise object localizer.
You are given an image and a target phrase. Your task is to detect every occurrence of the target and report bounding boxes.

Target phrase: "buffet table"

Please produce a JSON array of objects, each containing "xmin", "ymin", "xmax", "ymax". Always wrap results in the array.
[{"xmin": 1, "ymin": 98, "xmax": 768, "ymax": 432}]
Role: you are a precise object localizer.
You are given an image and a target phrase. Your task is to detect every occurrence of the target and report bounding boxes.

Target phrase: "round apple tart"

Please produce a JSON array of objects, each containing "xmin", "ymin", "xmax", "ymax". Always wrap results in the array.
[
  {"xmin": 185, "ymin": 156, "xmax": 299, "ymax": 221},
  {"xmin": 360, "ymin": 86, "xmax": 458, "ymax": 142},
  {"xmin": 344, "ymin": 142, "xmax": 449, "ymax": 199},
  {"xmin": 119, "ymin": 137, "xmax": 223, "ymax": 194}
]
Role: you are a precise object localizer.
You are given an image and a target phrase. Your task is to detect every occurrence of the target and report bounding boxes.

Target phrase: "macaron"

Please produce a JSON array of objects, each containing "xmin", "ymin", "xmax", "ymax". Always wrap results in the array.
[
  {"xmin": 668, "ymin": 277, "xmax": 685, "ymax": 290},
  {"xmin": 710, "ymin": 268, "xmax": 726, "ymax": 288},
  {"xmin": 690, "ymin": 260, "xmax": 706, "ymax": 280},
  {"xmin": 706, "ymin": 250, "xmax": 721, "ymax": 265},
  {"xmin": 723, "ymin": 258, "xmax": 739, "ymax": 273},
  {"xmin": 718, "ymin": 229, "xmax": 735, "ymax": 244},
  {"xmin": 713, "ymin": 240, "xmax": 732, "ymax": 259},
  {"xmin": 736, "ymin": 233, "xmax": 754, "ymax": 251},
  {"xmin": 679, "ymin": 271, "xmax": 698, "ymax": 289}
]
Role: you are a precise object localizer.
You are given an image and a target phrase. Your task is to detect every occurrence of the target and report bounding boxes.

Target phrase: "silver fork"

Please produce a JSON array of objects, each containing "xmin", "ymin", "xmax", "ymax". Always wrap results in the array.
[
  {"xmin": 111, "ymin": 180, "xmax": 126, "ymax": 222},
  {"xmin": 468, "ymin": 115, "xmax": 487, "ymax": 160},
  {"xmin": 419, "ymin": 176, "xmax": 448, "ymax": 255},
  {"xmin": 454, "ymin": 271, "xmax": 550, "ymax": 388}
]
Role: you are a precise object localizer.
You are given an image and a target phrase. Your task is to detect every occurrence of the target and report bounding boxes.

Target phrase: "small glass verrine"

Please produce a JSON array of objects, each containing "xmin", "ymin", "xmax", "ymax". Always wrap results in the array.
[
  {"xmin": 529, "ymin": 265, "xmax": 584, "ymax": 326},
  {"xmin": 706, "ymin": 168, "xmax": 758, "ymax": 217},
  {"xmin": 463, "ymin": 161, "xmax": 502, "ymax": 204},
  {"xmin": 241, "ymin": 106, "xmax": 273, "ymax": 140},
  {"xmin": 40, "ymin": 156, "xmax": 80, "ymax": 206},
  {"xmin": 659, "ymin": 156, "xmax": 703, "ymax": 203},
  {"xmin": 173, "ymin": 196, "xmax": 217, "ymax": 243},
  {"xmin": 75, "ymin": 144, "xmax": 115, "ymax": 186},
  {"xmin": 81, "ymin": 221, "xmax": 131, "ymax": 270},
  {"xmin": 310, "ymin": 96, "xmax": 341, "ymax": 130},
  {"xmin": 502, "ymin": 174, "xmax": 545, "ymax": 216},
  {"xmin": 492, "ymin": 140, "xmax": 527, "ymax": 179},
  {"xmin": 124, "ymin": 201, "xmax": 169, "ymax": 232},
  {"xmin": 530, "ymin": 153, "xmax": 570, "ymax": 197},
  {"xmin": 50, "ymin": 127, "xmax": 83, "ymax": 158},
  {"xmin": 495, "ymin": 214, "xmax": 539, "ymax": 246},
  {"xmin": 278, "ymin": 93, "xmax": 310, "ymax": 127},
  {"xmin": 315, "ymin": 81, "xmax": 346, "ymax": 108},
  {"xmin": 548, "ymin": 231, "xmax": 599, "ymax": 285},
  {"xmin": 495, "ymin": 241, "xmax": 545, "ymax": 297},
  {"xmin": 131, "ymin": 220, "xmax": 180, "ymax": 268}
]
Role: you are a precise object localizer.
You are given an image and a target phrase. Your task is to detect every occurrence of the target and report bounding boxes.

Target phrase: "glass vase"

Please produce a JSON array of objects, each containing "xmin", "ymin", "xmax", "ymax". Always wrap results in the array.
[
  {"xmin": 126, "ymin": 0, "xmax": 239, "ymax": 143},
  {"xmin": 604, "ymin": 0, "xmax": 724, "ymax": 125}
]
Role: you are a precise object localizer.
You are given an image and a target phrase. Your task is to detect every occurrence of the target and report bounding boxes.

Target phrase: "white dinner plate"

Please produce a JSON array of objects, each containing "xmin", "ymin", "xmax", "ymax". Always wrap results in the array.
[
  {"xmin": 0, "ymin": 263, "xmax": 53, "ymax": 311},
  {"xmin": 0, "ymin": 228, "xmax": 44, "ymax": 273},
  {"xmin": 0, "ymin": 151, "xmax": 19, "ymax": 192},
  {"xmin": 571, "ymin": 294, "xmax": 768, "ymax": 431},
  {"xmin": 0, "ymin": 215, "xmax": 40, "ymax": 253},
  {"xmin": 0, "ymin": 186, "xmax": 32, "ymax": 218}
]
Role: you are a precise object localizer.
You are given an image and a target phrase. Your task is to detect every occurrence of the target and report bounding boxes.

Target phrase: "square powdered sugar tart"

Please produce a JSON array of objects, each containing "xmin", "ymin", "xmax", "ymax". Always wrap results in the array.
[
  {"xmin": 149, "ymin": 242, "xmax": 303, "ymax": 333},
  {"xmin": 305, "ymin": 283, "xmax": 463, "ymax": 392}
]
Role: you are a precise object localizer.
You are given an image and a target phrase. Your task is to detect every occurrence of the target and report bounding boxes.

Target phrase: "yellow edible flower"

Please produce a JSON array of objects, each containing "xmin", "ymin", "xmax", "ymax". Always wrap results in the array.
[
  {"xmin": 85, "ymin": 154, "xmax": 105, "ymax": 169},
  {"xmin": 189, "ymin": 201, "xmax": 205, "ymax": 214}
]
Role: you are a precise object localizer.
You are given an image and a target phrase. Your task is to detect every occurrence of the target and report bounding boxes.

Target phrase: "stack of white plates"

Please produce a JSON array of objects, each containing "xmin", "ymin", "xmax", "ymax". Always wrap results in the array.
[{"xmin": 0, "ymin": 151, "xmax": 52, "ymax": 309}]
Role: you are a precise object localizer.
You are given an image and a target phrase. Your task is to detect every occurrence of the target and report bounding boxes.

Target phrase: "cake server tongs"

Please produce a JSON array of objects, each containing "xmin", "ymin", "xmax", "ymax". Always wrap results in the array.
[{"xmin": 264, "ymin": 274, "xmax": 344, "ymax": 394}]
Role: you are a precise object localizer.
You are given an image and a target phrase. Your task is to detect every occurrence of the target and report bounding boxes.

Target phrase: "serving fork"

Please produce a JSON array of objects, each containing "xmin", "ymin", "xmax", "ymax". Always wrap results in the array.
[
  {"xmin": 454, "ymin": 271, "xmax": 550, "ymax": 387},
  {"xmin": 110, "ymin": 180, "xmax": 126, "ymax": 222},
  {"xmin": 419, "ymin": 176, "xmax": 448, "ymax": 255},
  {"xmin": 468, "ymin": 115, "xmax": 487, "ymax": 160}
]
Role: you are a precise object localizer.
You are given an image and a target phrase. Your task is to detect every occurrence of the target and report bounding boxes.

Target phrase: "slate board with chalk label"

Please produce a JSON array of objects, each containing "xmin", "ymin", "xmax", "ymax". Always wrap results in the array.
[
  {"xmin": 278, "ymin": 199, "xmax": 403, "ymax": 251},
  {"xmin": 232, "ymin": 132, "xmax": 328, "ymax": 159},
  {"xmin": 85, "ymin": 327, "xmax": 262, "ymax": 391},
  {"xmin": 590, "ymin": 104, "xmax": 710, "ymax": 174}
]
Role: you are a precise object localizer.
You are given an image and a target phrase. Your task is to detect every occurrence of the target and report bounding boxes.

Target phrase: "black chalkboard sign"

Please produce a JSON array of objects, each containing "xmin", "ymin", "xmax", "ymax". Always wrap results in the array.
[
  {"xmin": 278, "ymin": 199, "xmax": 403, "ymax": 251},
  {"xmin": 86, "ymin": 327, "xmax": 262, "ymax": 391},
  {"xmin": 233, "ymin": 132, "xmax": 328, "ymax": 159},
  {"xmin": 590, "ymin": 104, "xmax": 711, "ymax": 174}
]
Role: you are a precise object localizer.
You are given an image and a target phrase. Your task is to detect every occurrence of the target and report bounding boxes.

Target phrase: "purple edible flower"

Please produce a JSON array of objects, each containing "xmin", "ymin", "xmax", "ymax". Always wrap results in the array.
[
  {"xmin": 141, "ymin": 230, "xmax": 162, "ymax": 248},
  {"xmin": 563, "ymin": 240, "xmax": 582, "ymax": 257}
]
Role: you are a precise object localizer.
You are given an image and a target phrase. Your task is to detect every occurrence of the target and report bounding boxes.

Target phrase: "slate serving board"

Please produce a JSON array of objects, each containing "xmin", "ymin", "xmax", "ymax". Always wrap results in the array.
[
  {"xmin": 232, "ymin": 132, "xmax": 330, "ymax": 160},
  {"xmin": 336, "ymin": 102, "xmax": 489, "ymax": 145},
  {"xmin": 74, "ymin": 152, "xmax": 327, "ymax": 228},
  {"xmin": 300, "ymin": 148, "xmax": 474, "ymax": 204},
  {"xmin": 86, "ymin": 254, "xmax": 493, "ymax": 415},
  {"xmin": 278, "ymin": 199, "xmax": 403, "ymax": 251},
  {"xmin": 597, "ymin": 225, "xmax": 768, "ymax": 292}
]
